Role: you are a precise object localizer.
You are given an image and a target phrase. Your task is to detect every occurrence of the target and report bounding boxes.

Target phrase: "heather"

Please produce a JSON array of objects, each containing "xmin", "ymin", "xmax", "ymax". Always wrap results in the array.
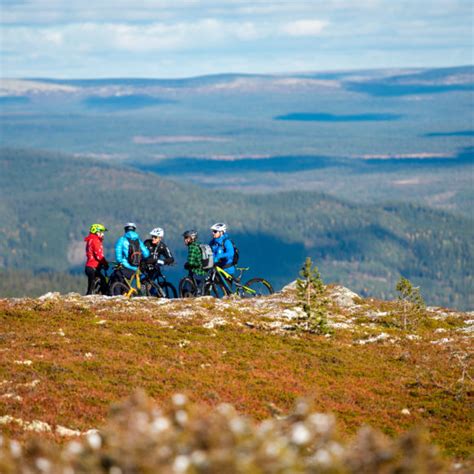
[{"xmin": 0, "ymin": 285, "xmax": 472, "ymax": 472}]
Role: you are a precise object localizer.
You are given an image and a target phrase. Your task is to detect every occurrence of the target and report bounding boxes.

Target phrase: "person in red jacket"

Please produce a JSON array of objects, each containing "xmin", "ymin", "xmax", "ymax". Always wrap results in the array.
[{"xmin": 84, "ymin": 223, "xmax": 109, "ymax": 295}]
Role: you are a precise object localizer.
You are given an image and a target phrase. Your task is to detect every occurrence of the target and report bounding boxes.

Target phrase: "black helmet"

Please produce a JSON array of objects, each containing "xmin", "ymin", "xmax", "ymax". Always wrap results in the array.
[{"xmin": 182, "ymin": 229, "xmax": 198, "ymax": 240}]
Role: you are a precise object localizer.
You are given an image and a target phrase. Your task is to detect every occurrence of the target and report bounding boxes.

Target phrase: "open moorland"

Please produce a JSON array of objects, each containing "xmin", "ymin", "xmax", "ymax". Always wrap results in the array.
[{"xmin": 1, "ymin": 285, "xmax": 472, "ymax": 472}]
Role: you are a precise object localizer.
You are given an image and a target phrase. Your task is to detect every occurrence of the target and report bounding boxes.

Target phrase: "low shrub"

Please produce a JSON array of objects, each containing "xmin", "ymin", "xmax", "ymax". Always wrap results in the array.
[{"xmin": 0, "ymin": 391, "xmax": 446, "ymax": 473}]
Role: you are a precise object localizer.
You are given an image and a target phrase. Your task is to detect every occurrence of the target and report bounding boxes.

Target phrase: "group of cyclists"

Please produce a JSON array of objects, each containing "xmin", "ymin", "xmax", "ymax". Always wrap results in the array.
[{"xmin": 84, "ymin": 221, "xmax": 236, "ymax": 297}]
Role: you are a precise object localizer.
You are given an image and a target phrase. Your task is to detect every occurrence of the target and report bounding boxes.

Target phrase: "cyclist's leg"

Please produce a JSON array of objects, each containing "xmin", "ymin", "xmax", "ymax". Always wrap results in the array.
[
  {"xmin": 85, "ymin": 266, "xmax": 96, "ymax": 295},
  {"xmin": 194, "ymin": 274, "xmax": 206, "ymax": 295},
  {"xmin": 98, "ymin": 272, "xmax": 108, "ymax": 294}
]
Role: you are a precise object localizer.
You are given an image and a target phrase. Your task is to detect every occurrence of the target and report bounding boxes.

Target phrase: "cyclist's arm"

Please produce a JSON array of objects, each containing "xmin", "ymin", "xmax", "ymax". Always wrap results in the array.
[
  {"xmin": 220, "ymin": 239, "xmax": 235, "ymax": 263},
  {"xmin": 92, "ymin": 239, "xmax": 107, "ymax": 266},
  {"xmin": 139, "ymin": 240, "xmax": 150, "ymax": 259},
  {"xmin": 115, "ymin": 238, "xmax": 125, "ymax": 265},
  {"xmin": 187, "ymin": 244, "xmax": 202, "ymax": 271},
  {"xmin": 160, "ymin": 242, "xmax": 175, "ymax": 265}
]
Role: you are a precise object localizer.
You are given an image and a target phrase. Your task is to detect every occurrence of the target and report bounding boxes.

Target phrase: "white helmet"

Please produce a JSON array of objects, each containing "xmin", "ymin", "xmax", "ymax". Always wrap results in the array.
[
  {"xmin": 124, "ymin": 222, "xmax": 137, "ymax": 232},
  {"xmin": 211, "ymin": 222, "xmax": 227, "ymax": 233},
  {"xmin": 150, "ymin": 227, "xmax": 164, "ymax": 238}
]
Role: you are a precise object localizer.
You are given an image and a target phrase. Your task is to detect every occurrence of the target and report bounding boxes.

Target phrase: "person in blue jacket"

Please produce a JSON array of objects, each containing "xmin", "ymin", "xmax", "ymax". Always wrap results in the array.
[
  {"xmin": 113, "ymin": 222, "xmax": 150, "ymax": 285},
  {"xmin": 209, "ymin": 222, "xmax": 235, "ymax": 275}
]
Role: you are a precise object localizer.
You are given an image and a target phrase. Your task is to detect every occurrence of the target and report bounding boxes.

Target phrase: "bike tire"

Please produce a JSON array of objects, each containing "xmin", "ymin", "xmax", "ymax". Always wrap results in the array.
[
  {"xmin": 143, "ymin": 280, "xmax": 164, "ymax": 298},
  {"xmin": 146, "ymin": 280, "xmax": 177, "ymax": 299},
  {"xmin": 91, "ymin": 277, "xmax": 102, "ymax": 295},
  {"xmin": 242, "ymin": 278, "xmax": 274, "ymax": 297},
  {"xmin": 179, "ymin": 277, "xmax": 197, "ymax": 298},
  {"xmin": 110, "ymin": 281, "xmax": 131, "ymax": 297},
  {"xmin": 161, "ymin": 282, "xmax": 177, "ymax": 299},
  {"xmin": 203, "ymin": 281, "xmax": 227, "ymax": 298}
]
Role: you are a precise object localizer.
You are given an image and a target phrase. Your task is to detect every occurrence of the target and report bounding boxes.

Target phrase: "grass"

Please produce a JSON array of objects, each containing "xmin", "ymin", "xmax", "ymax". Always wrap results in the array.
[{"xmin": 0, "ymin": 291, "xmax": 472, "ymax": 462}]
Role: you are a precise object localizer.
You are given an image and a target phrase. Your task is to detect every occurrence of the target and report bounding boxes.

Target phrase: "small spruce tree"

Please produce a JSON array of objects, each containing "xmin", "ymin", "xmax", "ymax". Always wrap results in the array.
[
  {"xmin": 396, "ymin": 276, "xmax": 426, "ymax": 330},
  {"xmin": 296, "ymin": 257, "xmax": 330, "ymax": 334}
]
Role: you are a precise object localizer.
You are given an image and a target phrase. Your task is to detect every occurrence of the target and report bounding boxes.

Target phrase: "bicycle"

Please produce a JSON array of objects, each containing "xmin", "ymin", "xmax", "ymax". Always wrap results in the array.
[
  {"xmin": 179, "ymin": 266, "xmax": 273, "ymax": 298},
  {"xmin": 110, "ymin": 263, "xmax": 174, "ymax": 298},
  {"xmin": 109, "ymin": 265, "xmax": 146, "ymax": 298}
]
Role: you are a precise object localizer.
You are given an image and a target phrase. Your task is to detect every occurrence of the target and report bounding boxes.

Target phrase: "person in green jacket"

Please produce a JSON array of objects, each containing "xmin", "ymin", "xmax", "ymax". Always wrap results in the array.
[{"xmin": 183, "ymin": 229, "xmax": 207, "ymax": 294}]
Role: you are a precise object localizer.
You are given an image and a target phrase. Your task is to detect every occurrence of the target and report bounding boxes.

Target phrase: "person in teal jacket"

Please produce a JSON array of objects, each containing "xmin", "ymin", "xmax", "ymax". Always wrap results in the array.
[{"xmin": 113, "ymin": 223, "xmax": 150, "ymax": 283}]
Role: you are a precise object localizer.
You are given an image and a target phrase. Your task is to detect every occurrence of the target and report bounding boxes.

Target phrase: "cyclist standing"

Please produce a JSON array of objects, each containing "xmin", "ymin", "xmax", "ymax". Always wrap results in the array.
[
  {"xmin": 84, "ymin": 223, "xmax": 109, "ymax": 295},
  {"xmin": 183, "ymin": 229, "xmax": 207, "ymax": 292},
  {"xmin": 143, "ymin": 227, "xmax": 174, "ymax": 273},
  {"xmin": 210, "ymin": 223, "xmax": 235, "ymax": 275},
  {"xmin": 113, "ymin": 222, "xmax": 150, "ymax": 284}
]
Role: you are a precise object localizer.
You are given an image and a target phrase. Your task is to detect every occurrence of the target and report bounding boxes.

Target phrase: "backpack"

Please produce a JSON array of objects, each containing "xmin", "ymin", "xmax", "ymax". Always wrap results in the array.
[
  {"xmin": 127, "ymin": 238, "xmax": 142, "ymax": 267},
  {"xmin": 222, "ymin": 238, "xmax": 239, "ymax": 266},
  {"xmin": 199, "ymin": 244, "xmax": 214, "ymax": 270}
]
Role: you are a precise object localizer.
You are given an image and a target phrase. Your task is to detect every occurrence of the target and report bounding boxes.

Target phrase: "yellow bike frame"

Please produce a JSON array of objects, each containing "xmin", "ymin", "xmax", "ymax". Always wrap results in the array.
[
  {"xmin": 120, "ymin": 268, "xmax": 142, "ymax": 298},
  {"xmin": 214, "ymin": 266, "xmax": 257, "ymax": 296}
]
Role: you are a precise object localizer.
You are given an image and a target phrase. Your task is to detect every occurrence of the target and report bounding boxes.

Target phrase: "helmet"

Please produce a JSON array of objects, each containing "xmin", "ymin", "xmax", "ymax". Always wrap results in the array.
[
  {"xmin": 210, "ymin": 222, "xmax": 227, "ymax": 233},
  {"xmin": 182, "ymin": 229, "xmax": 198, "ymax": 240},
  {"xmin": 150, "ymin": 227, "xmax": 164, "ymax": 238},
  {"xmin": 124, "ymin": 222, "xmax": 137, "ymax": 232},
  {"xmin": 90, "ymin": 223, "xmax": 107, "ymax": 234}
]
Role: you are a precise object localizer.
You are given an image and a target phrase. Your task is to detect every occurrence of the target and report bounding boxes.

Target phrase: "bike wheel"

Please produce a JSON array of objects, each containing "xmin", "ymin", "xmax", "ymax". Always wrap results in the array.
[
  {"xmin": 110, "ymin": 281, "xmax": 131, "ymax": 297},
  {"xmin": 91, "ymin": 277, "xmax": 102, "ymax": 295},
  {"xmin": 161, "ymin": 282, "xmax": 177, "ymax": 299},
  {"xmin": 203, "ymin": 281, "xmax": 227, "ymax": 298},
  {"xmin": 179, "ymin": 277, "xmax": 197, "ymax": 298},
  {"xmin": 143, "ymin": 280, "xmax": 163, "ymax": 297},
  {"xmin": 241, "ymin": 278, "xmax": 274, "ymax": 297}
]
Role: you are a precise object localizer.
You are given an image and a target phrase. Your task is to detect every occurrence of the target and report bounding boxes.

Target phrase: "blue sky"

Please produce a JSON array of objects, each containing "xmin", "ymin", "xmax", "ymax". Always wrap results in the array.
[{"xmin": 1, "ymin": 0, "xmax": 472, "ymax": 78}]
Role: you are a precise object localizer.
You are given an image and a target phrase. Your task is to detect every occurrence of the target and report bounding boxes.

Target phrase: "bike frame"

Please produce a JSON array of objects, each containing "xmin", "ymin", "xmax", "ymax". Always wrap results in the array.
[
  {"xmin": 213, "ymin": 266, "xmax": 258, "ymax": 296},
  {"xmin": 119, "ymin": 268, "xmax": 142, "ymax": 298}
]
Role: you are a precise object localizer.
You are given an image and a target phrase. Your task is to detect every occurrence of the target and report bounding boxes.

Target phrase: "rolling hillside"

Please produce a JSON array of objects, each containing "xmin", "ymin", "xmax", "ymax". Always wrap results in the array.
[{"xmin": 0, "ymin": 148, "xmax": 473, "ymax": 309}]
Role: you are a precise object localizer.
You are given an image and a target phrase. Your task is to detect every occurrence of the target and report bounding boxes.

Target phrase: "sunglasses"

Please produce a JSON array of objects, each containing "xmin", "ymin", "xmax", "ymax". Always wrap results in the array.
[
  {"xmin": 151, "ymin": 236, "xmax": 159, "ymax": 239},
  {"xmin": 212, "ymin": 230, "xmax": 220, "ymax": 234}
]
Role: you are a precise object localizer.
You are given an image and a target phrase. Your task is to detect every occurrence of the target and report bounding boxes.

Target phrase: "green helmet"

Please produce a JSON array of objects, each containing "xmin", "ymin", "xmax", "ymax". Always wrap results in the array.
[{"xmin": 90, "ymin": 223, "xmax": 107, "ymax": 234}]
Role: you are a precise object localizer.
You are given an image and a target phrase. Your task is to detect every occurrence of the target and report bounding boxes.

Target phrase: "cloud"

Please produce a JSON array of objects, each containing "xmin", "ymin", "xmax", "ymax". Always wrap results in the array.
[
  {"xmin": 280, "ymin": 20, "xmax": 329, "ymax": 37},
  {"xmin": 1, "ymin": 19, "xmax": 266, "ymax": 57},
  {"xmin": 1, "ymin": 1, "xmax": 472, "ymax": 78}
]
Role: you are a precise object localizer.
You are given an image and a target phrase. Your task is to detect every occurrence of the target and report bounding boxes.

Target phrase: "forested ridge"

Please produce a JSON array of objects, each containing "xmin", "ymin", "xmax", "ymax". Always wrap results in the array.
[{"xmin": 0, "ymin": 148, "xmax": 472, "ymax": 308}]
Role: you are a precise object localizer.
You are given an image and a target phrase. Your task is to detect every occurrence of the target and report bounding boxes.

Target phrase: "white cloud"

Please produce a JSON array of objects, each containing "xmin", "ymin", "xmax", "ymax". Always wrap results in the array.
[
  {"xmin": 1, "ymin": 1, "xmax": 472, "ymax": 78},
  {"xmin": 280, "ymin": 20, "xmax": 329, "ymax": 37},
  {"xmin": 2, "ymin": 19, "xmax": 266, "ymax": 57}
]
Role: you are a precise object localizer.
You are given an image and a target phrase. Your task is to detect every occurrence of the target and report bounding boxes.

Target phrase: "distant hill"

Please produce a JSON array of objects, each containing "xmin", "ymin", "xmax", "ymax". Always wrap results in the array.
[{"xmin": 1, "ymin": 148, "xmax": 472, "ymax": 309}]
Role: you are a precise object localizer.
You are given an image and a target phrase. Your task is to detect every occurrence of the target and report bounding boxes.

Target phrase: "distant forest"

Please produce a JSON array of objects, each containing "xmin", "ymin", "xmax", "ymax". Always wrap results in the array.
[{"xmin": 1, "ymin": 148, "xmax": 472, "ymax": 309}]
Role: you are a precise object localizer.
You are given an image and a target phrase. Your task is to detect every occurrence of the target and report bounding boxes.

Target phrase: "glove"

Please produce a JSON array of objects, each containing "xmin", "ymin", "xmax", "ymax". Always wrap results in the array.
[{"xmin": 184, "ymin": 262, "xmax": 190, "ymax": 270}]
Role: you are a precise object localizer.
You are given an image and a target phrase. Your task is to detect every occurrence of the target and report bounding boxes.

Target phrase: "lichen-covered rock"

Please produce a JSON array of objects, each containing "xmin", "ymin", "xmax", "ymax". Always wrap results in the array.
[{"xmin": 328, "ymin": 285, "xmax": 361, "ymax": 309}]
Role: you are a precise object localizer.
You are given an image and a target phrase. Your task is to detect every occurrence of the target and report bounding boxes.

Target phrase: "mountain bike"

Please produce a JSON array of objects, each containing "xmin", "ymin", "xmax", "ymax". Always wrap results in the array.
[
  {"xmin": 109, "ymin": 265, "xmax": 146, "ymax": 298},
  {"xmin": 179, "ymin": 266, "xmax": 273, "ymax": 298},
  {"xmin": 110, "ymin": 264, "xmax": 174, "ymax": 298}
]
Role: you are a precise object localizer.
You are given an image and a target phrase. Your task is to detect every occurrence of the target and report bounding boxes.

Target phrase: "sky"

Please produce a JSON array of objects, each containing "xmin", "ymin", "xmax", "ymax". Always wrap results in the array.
[{"xmin": 1, "ymin": 0, "xmax": 473, "ymax": 78}]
